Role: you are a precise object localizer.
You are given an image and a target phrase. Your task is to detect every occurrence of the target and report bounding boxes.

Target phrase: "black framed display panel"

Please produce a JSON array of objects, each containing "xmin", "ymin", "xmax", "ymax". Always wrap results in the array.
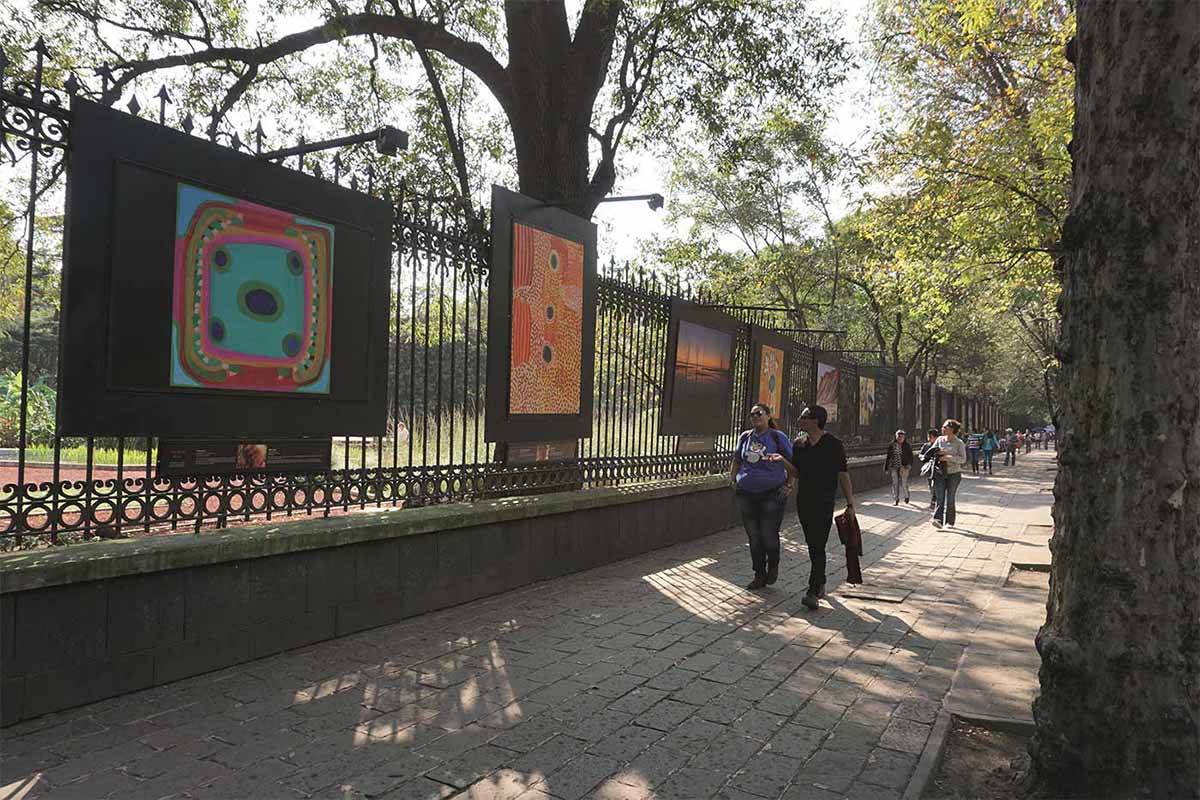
[
  {"xmin": 744, "ymin": 324, "xmax": 794, "ymax": 425},
  {"xmin": 812, "ymin": 350, "xmax": 845, "ymax": 434},
  {"xmin": 484, "ymin": 185, "xmax": 598, "ymax": 443},
  {"xmin": 659, "ymin": 299, "xmax": 740, "ymax": 436},
  {"xmin": 57, "ymin": 99, "xmax": 392, "ymax": 437}
]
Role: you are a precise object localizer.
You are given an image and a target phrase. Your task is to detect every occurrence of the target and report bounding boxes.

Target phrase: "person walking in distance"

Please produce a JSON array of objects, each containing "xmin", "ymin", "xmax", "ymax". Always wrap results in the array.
[
  {"xmin": 729, "ymin": 403, "xmax": 793, "ymax": 590},
  {"xmin": 883, "ymin": 429, "xmax": 914, "ymax": 505},
  {"xmin": 965, "ymin": 428, "xmax": 984, "ymax": 475},
  {"xmin": 919, "ymin": 428, "xmax": 939, "ymax": 509},
  {"xmin": 1004, "ymin": 428, "xmax": 1017, "ymax": 466},
  {"xmin": 788, "ymin": 405, "xmax": 856, "ymax": 610},
  {"xmin": 982, "ymin": 429, "xmax": 999, "ymax": 474},
  {"xmin": 932, "ymin": 419, "xmax": 967, "ymax": 528}
]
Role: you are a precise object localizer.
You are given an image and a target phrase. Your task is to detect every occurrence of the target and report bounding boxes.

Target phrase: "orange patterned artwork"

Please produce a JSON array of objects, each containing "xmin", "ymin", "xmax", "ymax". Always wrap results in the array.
[
  {"xmin": 757, "ymin": 344, "xmax": 785, "ymax": 411},
  {"xmin": 509, "ymin": 222, "xmax": 584, "ymax": 414}
]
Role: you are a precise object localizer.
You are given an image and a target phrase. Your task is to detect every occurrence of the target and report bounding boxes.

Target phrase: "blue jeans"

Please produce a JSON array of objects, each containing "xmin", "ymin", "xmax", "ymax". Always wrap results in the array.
[
  {"xmin": 983, "ymin": 450, "xmax": 994, "ymax": 471},
  {"xmin": 968, "ymin": 449, "xmax": 981, "ymax": 473},
  {"xmin": 933, "ymin": 472, "xmax": 962, "ymax": 526},
  {"xmin": 737, "ymin": 487, "xmax": 787, "ymax": 576}
]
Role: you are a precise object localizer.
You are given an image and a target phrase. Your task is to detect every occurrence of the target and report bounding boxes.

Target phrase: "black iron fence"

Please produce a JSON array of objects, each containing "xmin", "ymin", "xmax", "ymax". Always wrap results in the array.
[{"xmin": 0, "ymin": 42, "xmax": 1003, "ymax": 547}]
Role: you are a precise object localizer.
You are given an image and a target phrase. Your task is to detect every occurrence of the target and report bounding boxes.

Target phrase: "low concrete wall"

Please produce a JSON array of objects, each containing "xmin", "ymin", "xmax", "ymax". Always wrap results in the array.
[
  {"xmin": 0, "ymin": 457, "xmax": 892, "ymax": 726},
  {"xmin": 0, "ymin": 476, "xmax": 742, "ymax": 725}
]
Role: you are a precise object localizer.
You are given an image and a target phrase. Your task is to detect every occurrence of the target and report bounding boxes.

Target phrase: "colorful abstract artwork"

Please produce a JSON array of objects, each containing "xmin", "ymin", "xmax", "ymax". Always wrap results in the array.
[
  {"xmin": 816, "ymin": 362, "xmax": 840, "ymax": 422},
  {"xmin": 172, "ymin": 183, "xmax": 334, "ymax": 394},
  {"xmin": 859, "ymin": 376, "xmax": 876, "ymax": 427},
  {"xmin": 509, "ymin": 222, "xmax": 584, "ymax": 414},
  {"xmin": 673, "ymin": 320, "xmax": 734, "ymax": 417},
  {"xmin": 757, "ymin": 344, "xmax": 785, "ymax": 412}
]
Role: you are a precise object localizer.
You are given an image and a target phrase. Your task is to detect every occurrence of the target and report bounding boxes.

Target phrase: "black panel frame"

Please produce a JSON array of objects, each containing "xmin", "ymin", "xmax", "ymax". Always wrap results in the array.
[
  {"xmin": 744, "ymin": 324, "xmax": 794, "ymax": 425},
  {"xmin": 659, "ymin": 299, "xmax": 740, "ymax": 436},
  {"xmin": 57, "ymin": 99, "xmax": 391, "ymax": 436},
  {"xmin": 484, "ymin": 185, "xmax": 598, "ymax": 443}
]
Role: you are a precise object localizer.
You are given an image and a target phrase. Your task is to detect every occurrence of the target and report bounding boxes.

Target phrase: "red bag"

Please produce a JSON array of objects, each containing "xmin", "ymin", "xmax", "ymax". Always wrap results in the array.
[{"xmin": 835, "ymin": 510, "xmax": 863, "ymax": 584}]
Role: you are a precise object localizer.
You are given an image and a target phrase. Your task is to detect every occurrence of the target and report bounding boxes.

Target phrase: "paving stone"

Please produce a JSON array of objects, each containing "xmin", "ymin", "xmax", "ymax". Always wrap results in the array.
[
  {"xmin": 894, "ymin": 698, "xmax": 939, "ymax": 725},
  {"xmin": 376, "ymin": 776, "xmax": 458, "ymax": 799},
  {"xmin": 655, "ymin": 766, "xmax": 728, "ymax": 799},
  {"xmin": 765, "ymin": 724, "xmax": 826, "ymax": 761},
  {"xmin": 588, "ymin": 725, "xmax": 664, "ymax": 762},
  {"xmin": 510, "ymin": 734, "xmax": 589, "ymax": 776},
  {"xmin": 490, "ymin": 717, "xmax": 564, "ymax": 753},
  {"xmin": 844, "ymin": 780, "xmax": 902, "ymax": 800},
  {"xmin": 542, "ymin": 752, "xmax": 621, "ymax": 800},
  {"xmin": 678, "ymin": 653, "xmax": 725, "ymax": 673},
  {"xmin": 424, "ymin": 743, "xmax": 515, "ymax": 789},
  {"xmin": 607, "ymin": 688, "xmax": 670, "ymax": 717},
  {"xmin": 190, "ymin": 756, "xmax": 301, "ymax": 798},
  {"xmin": 730, "ymin": 750, "xmax": 803, "ymax": 799},
  {"xmin": 39, "ymin": 767, "xmax": 141, "ymax": 799},
  {"xmin": 586, "ymin": 777, "xmax": 654, "ymax": 800},
  {"xmin": 660, "ymin": 717, "xmax": 725, "ymax": 755},
  {"xmin": 695, "ymin": 695, "xmax": 754, "ymax": 725},
  {"xmin": 632, "ymin": 700, "xmax": 694, "ymax": 733},
  {"xmin": 794, "ymin": 748, "xmax": 867, "ymax": 794},
  {"xmin": 697, "ymin": 732, "xmax": 763, "ymax": 775},
  {"xmin": 729, "ymin": 709, "xmax": 787, "ymax": 742},
  {"xmin": 615, "ymin": 743, "xmax": 691, "ymax": 789},
  {"xmin": 792, "ymin": 701, "xmax": 847, "ymax": 732},
  {"xmin": 877, "ymin": 717, "xmax": 931, "ymax": 756},
  {"xmin": 855, "ymin": 747, "xmax": 918, "ymax": 791},
  {"xmin": 643, "ymin": 668, "xmax": 693, "ymax": 693}
]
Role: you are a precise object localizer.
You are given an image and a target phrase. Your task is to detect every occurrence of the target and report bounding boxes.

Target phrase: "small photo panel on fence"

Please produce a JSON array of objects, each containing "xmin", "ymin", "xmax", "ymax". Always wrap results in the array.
[{"xmin": 660, "ymin": 299, "xmax": 740, "ymax": 436}]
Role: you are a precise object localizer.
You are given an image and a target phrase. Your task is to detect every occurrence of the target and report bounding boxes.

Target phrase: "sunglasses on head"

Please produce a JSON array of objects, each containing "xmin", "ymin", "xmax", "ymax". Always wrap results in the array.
[{"xmin": 750, "ymin": 410, "xmax": 765, "ymax": 417}]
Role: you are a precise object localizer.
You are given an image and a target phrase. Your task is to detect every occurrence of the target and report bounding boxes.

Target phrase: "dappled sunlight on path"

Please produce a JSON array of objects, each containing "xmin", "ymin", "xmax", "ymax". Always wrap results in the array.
[{"xmin": 0, "ymin": 452, "xmax": 1056, "ymax": 800}]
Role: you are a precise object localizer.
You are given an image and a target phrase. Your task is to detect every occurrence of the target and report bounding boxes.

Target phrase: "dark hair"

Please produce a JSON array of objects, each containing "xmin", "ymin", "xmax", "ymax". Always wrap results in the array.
[
  {"xmin": 750, "ymin": 403, "xmax": 778, "ymax": 429},
  {"xmin": 800, "ymin": 405, "xmax": 828, "ymax": 429},
  {"xmin": 926, "ymin": 428, "xmax": 939, "ymax": 438}
]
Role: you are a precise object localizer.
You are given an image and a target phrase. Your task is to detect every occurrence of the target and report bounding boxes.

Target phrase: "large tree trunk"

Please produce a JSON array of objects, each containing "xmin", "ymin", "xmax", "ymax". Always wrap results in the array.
[
  {"xmin": 1031, "ymin": 1, "xmax": 1200, "ymax": 797},
  {"xmin": 504, "ymin": 0, "xmax": 619, "ymax": 218}
]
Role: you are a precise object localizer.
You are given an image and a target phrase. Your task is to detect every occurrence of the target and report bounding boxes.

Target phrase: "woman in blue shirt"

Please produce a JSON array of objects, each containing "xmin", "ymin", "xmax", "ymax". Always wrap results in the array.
[
  {"xmin": 982, "ymin": 429, "xmax": 999, "ymax": 474},
  {"xmin": 728, "ymin": 403, "xmax": 793, "ymax": 590}
]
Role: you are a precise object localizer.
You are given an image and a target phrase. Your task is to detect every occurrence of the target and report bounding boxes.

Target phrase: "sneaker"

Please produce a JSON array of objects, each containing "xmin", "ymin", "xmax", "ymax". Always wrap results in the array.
[
  {"xmin": 801, "ymin": 593, "xmax": 819, "ymax": 610},
  {"xmin": 766, "ymin": 565, "xmax": 779, "ymax": 585},
  {"xmin": 893, "ymin": 499, "xmax": 898, "ymax": 506},
  {"xmin": 747, "ymin": 575, "xmax": 767, "ymax": 590},
  {"xmin": 932, "ymin": 519, "xmax": 943, "ymax": 529},
  {"xmin": 904, "ymin": 496, "xmax": 911, "ymax": 503},
  {"xmin": 816, "ymin": 586, "xmax": 827, "ymax": 598}
]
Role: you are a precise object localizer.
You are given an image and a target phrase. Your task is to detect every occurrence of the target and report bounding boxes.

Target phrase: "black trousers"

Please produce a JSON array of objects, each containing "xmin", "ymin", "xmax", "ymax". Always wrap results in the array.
[{"xmin": 797, "ymin": 504, "xmax": 835, "ymax": 596}]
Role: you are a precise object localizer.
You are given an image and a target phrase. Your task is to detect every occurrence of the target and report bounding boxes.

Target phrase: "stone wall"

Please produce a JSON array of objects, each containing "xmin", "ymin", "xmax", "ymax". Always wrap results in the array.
[{"xmin": 0, "ymin": 459, "xmax": 893, "ymax": 725}]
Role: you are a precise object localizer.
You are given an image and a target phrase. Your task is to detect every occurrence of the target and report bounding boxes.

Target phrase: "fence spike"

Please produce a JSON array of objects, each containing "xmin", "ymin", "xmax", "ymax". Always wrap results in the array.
[
  {"xmin": 296, "ymin": 134, "xmax": 305, "ymax": 170},
  {"xmin": 231, "ymin": 131, "xmax": 243, "ymax": 151},
  {"xmin": 366, "ymin": 163, "xmax": 376, "ymax": 194},
  {"xmin": 254, "ymin": 121, "xmax": 265, "ymax": 154},
  {"xmin": 32, "ymin": 37, "xmax": 48, "ymax": 57},
  {"xmin": 155, "ymin": 84, "xmax": 171, "ymax": 123},
  {"xmin": 208, "ymin": 105, "xmax": 219, "ymax": 141},
  {"xmin": 333, "ymin": 152, "xmax": 342, "ymax": 183},
  {"xmin": 0, "ymin": 49, "xmax": 8, "ymax": 81},
  {"xmin": 97, "ymin": 64, "xmax": 111, "ymax": 96},
  {"xmin": 181, "ymin": 112, "xmax": 194, "ymax": 134},
  {"xmin": 127, "ymin": 94, "xmax": 141, "ymax": 116},
  {"xmin": 350, "ymin": 174, "xmax": 358, "ymax": 192},
  {"xmin": 64, "ymin": 72, "xmax": 79, "ymax": 95},
  {"xmin": 313, "ymin": 161, "xmax": 323, "ymax": 180}
]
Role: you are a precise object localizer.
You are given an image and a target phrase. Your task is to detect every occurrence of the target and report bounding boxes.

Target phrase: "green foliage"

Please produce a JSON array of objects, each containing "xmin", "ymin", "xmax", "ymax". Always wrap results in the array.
[{"xmin": 0, "ymin": 371, "xmax": 56, "ymax": 447}]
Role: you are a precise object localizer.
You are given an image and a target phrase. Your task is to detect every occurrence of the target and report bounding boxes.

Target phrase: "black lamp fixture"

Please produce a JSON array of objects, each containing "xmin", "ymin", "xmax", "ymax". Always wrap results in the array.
[
  {"xmin": 534, "ymin": 193, "xmax": 665, "ymax": 212},
  {"xmin": 258, "ymin": 125, "xmax": 408, "ymax": 161}
]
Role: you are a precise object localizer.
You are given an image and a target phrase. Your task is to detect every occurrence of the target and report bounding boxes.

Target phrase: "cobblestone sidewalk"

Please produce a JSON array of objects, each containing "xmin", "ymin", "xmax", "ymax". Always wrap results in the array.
[{"xmin": 0, "ymin": 452, "xmax": 1056, "ymax": 800}]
